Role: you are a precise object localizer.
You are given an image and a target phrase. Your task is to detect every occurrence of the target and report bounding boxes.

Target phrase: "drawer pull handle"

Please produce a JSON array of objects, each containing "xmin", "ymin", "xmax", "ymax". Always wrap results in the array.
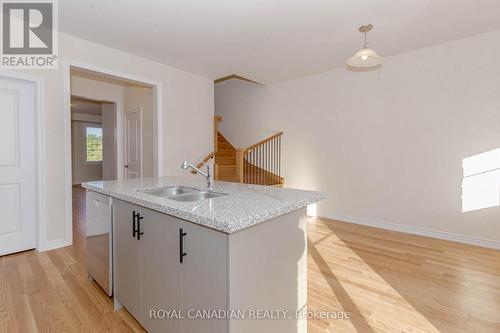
[
  {"xmin": 180, "ymin": 228, "xmax": 187, "ymax": 263},
  {"xmin": 137, "ymin": 214, "xmax": 144, "ymax": 240},
  {"xmin": 133, "ymin": 211, "xmax": 138, "ymax": 238}
]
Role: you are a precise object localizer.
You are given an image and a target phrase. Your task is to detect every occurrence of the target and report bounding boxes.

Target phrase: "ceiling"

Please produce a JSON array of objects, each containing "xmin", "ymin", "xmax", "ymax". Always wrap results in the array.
[{"xmin": 60, "ymin": 0, "xmax": 500, "ymax": 84}]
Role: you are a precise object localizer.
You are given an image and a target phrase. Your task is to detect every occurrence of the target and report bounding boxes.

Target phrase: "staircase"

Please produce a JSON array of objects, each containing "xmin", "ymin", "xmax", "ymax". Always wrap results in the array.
[
  {"xmin": 215, "ymin": 132, "xmax": 238, "ymax": 182},
  {"xmin": 194, "ymin": 117, "xmax": 284, "ymax": 186}
]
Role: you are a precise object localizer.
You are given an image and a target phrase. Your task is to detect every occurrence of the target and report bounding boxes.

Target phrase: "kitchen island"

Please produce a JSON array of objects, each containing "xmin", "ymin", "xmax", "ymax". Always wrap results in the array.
[{"xmin": 83, "ymin": 177, "xmax": 326, "ymax": 333}]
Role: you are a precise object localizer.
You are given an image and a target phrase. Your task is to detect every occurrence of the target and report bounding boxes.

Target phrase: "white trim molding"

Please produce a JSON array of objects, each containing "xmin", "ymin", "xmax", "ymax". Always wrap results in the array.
[
  {"xmin": 39, "ymin": 238, "xmax": 72, "ymax": 252},
  {"xmin": 322, "ymin": 212, "xmax": 500, "ymax": 250}
]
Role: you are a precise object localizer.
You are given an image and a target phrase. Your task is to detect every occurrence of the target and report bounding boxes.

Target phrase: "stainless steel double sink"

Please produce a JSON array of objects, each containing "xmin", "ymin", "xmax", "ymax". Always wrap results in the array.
[{"xmin": 139, "ymin": 186, "xmax": 227, "ymax": 202}]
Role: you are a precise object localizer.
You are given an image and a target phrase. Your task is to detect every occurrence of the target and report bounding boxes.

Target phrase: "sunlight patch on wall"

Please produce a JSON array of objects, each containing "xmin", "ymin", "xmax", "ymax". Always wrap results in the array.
[{"xmin": 462, "ymin": 148, "xmax": 500, "ymax": 212}]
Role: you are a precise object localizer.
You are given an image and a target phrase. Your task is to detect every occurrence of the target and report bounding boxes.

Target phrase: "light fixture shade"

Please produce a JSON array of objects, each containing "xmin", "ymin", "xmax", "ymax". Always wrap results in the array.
[{"xmin": 347, "ymin": 47, "xmax": 383, "ymax": 68}]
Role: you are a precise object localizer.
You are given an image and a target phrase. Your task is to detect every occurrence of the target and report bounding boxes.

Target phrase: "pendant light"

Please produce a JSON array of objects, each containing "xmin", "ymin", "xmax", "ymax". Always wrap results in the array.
[{"xmin": 347, "ymin": 24, "xmax": 383, "ymax": 69}]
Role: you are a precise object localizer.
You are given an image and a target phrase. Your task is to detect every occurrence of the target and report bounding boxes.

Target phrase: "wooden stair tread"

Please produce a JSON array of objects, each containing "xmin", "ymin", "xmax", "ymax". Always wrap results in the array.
[
  {"xmin": 217, "ymin": 176, "xmax": 239, "ymax": 182},
  {"xmin": 215, "ymin": 157, "xmax": 236, "ymax": 166},
  {"xmin": 216, "ymin": 151, "xmax": 236, "ymax": 157},
  {"xmin": 217, "ymin": 164, "xmax": 236, "ymax": 170}
]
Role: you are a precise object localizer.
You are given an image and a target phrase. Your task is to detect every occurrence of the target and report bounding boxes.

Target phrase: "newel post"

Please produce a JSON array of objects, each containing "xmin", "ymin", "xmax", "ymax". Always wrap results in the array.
[
  {"xmin": 213, "ymin": 162, "xmax": 219, "ymax": 181},
  {"xmin": 236, "ymin": 148, "xmax": 245, "ymax": 183}
]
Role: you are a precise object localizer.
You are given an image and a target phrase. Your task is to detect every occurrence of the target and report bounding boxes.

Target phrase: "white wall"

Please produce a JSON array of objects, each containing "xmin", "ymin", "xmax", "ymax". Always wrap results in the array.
[
  {"xmin": 215, "ymin": 29, "xmax": 500, "ymax": 245},
  {"xmin": 0, "ymin": 32, "xmax": 214, "ymax": 244},
  {"xmin": 101, "ymin": 103, "xmax": 117, "ymax": 181},
  {"xmin": 71, "ymin": 121, "xmax": 102, "ymax": 184},
  {"xmin": 123, "ymin": 86, "xmax": 154, "ymax": 177}
]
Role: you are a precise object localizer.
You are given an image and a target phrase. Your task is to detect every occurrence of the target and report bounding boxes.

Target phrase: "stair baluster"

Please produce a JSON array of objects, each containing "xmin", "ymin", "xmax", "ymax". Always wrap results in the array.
[{"xmin": 195, "ymin": 127, "xmax": 284, "ymax": 186}]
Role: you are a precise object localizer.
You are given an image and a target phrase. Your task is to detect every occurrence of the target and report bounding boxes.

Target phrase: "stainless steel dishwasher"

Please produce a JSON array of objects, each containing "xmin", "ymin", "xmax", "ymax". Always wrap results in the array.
[{"xmin": 86, "ymin": 190, "xmax": 113, "ymax": 296}]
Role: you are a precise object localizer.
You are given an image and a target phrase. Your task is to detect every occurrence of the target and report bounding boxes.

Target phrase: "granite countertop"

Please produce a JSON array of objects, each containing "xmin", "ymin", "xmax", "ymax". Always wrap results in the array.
[{"xmin": 82, "ymin": 176, "xmax": 326, "ymax": 234}]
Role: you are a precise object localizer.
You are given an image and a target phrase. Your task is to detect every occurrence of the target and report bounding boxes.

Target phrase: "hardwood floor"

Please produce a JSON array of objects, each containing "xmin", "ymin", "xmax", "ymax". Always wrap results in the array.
[
  {"xmin": 1, "ymin": 186, "xmax": 499, "ymax": 332},
  {"xmin": 307, "ymin": 217, "xmax": 500, "ymax": 332},
  {"xmin": 0, "ymin": 186, "xmax": 144, "ymax": 333}
]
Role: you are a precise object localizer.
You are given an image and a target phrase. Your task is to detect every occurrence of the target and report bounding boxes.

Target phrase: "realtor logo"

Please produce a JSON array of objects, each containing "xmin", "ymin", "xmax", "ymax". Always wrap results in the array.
[{"xmin": 1, "ymin": 0, "xmax": 58, "ymax": 69}]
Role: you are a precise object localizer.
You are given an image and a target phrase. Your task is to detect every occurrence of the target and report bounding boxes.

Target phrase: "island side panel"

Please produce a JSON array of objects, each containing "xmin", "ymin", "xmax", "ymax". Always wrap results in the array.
[{"xmin": 228, "ymin": 208, "xmax": 308, "ymax": 333}]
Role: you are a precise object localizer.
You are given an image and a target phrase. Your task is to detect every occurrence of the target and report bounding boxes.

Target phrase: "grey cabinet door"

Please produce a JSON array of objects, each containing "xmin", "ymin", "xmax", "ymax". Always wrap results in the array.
[
  {"xmin": 140, "ymin": 209, "xmax": 182, "ymax": 333},
  {"xmin": 180, "ymin": 221, "xmax": 228, "ymax": 333},
  {"xmin": 113, "ymin": 200, "xmax": 142, "ymax": 321}
]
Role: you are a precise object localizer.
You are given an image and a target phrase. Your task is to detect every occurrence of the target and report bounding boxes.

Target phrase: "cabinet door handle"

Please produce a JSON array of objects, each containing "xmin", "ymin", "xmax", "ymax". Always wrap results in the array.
[
  {"xmin": 137, "ymin": 214, "xmax": 144, "ymax": 240},
  {"xmin": 179, "ymin": 228, "xmax": 187, "ymax": 263},
  {"xmin": 132, "ymin": 211, "xmax": 138, "ymax": 238}
]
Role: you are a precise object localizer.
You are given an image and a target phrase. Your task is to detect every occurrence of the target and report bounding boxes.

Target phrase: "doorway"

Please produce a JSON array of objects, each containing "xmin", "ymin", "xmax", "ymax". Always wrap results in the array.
[
  {"xmin": 64, "ymin": 62, "xmax": 162, "ymax": 247},
  {"xmin": 70, "ymin": 96, "xmax": 117, "ymax": 185}
]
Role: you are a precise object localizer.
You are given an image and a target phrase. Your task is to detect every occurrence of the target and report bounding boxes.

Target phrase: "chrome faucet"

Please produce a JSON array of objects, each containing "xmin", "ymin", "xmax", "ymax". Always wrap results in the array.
[{"xmin": 181, "ymin": 161, "xmax": 213, "ymax": 189}]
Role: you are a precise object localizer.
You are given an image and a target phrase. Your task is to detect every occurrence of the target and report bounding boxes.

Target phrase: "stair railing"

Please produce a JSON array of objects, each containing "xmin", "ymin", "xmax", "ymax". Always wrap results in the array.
[
  {"xmin": 192, "ymin": 116, "xmax": 223, "ymax": 176},
  {"xmin": 192, "ymin": 152, "xmax": 214, "ymax": 173},
  {"xmin": 236, "ymin": 132, "xmax": 283, "ymax": 186}
]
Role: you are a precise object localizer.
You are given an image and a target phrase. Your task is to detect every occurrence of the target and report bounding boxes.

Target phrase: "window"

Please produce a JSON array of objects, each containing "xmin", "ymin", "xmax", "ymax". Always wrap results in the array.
[
  {"xmin": 462, "ymin": 148, "xmax": 500, "ymax": 212},
  {"xmin": 85, "ymin": 126, "xmax": 103, "ymax": 163}
]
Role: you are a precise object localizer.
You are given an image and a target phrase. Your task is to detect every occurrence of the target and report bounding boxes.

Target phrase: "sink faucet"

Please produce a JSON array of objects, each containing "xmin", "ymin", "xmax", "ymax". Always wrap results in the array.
[{"xmin": 181, "ymin": 161, "xmax": 213, "ymax": 189}]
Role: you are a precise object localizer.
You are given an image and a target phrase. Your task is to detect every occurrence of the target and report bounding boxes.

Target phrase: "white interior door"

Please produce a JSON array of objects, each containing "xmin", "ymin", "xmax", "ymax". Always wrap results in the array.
[
  {"xmin": 0, "ymin": 76, "xmax": 37, "ymax": 256},
  {"xmin": 124, "ymin": 109, "xmax": 142, "ymax": 179}
]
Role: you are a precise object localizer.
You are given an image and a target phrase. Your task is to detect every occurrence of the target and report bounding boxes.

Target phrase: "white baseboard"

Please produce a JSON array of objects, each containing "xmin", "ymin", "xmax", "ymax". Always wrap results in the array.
[
  {"xmin": 38, "ymin": 238, "xmax": 72, "ymax": 252},
  {"xmin": 321, "ymin": 212, "xmax": 500, "ymax": 250}
]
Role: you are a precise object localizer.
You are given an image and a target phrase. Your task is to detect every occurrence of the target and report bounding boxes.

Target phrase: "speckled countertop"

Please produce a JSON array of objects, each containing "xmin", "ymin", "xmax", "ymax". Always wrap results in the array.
[{"xmin": 82, "ymin": 176, "xmax": 326, "ymax": 234}]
